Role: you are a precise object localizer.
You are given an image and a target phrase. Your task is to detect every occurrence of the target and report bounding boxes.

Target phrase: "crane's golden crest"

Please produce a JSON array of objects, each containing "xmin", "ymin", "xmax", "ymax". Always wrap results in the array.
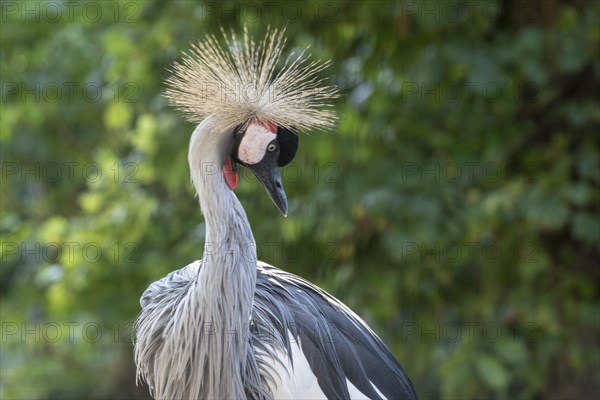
[{"xmin": 164, "ymin": 26, "xmax": 337, "ymax": 134}]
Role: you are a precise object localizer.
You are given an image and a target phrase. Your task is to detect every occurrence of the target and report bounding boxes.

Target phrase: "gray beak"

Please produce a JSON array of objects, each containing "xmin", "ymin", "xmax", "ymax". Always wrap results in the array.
[{"xmin": 246, "ymin": 160, "xmax": 288, "ymax": 217}]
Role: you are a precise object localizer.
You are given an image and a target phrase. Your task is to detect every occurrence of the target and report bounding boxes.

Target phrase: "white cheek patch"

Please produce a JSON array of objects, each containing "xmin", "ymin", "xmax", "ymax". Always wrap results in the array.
[{"xmin": 238, "ymin": 123, "xmax": 277, "ymax": 165}]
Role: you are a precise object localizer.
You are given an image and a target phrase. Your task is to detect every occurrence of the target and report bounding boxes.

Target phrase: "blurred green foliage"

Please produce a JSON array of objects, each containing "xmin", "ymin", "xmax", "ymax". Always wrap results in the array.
[{"xmin": 1, "ymin": 1, "xmax": 599, "ymax": 399}]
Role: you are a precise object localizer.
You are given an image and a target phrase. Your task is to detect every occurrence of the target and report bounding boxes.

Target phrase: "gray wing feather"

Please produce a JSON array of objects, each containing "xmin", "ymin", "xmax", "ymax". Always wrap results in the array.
[
  {"xmin": 253, "ymin": 262, "xmax": 418, "ymax": 400},
  {"xmin": 140, "ymin": 260, "xmax": 201, "ymax": 308}
]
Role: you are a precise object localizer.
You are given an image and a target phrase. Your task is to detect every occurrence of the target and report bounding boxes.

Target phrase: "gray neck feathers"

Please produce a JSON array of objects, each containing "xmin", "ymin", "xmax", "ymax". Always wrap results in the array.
[{"xmin": 155, "ymin": 118, "xmax": 258, "ymax": 399}]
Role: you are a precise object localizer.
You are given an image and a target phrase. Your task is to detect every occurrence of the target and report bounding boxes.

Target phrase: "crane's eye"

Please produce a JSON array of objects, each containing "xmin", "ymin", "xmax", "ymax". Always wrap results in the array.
[{"xmin": 267, "ymin": 142, "xmax": 278, "ymax": 152}]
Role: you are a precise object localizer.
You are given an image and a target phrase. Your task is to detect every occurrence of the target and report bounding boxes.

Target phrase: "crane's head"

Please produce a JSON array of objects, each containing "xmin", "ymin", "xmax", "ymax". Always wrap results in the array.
[
  {"xmin": 225, "ymin": 120, "xmax": 297, "ymax": 216},
  {"xmin": 165, "ymin": 27, "xmax": 336, "ymax": 216}
]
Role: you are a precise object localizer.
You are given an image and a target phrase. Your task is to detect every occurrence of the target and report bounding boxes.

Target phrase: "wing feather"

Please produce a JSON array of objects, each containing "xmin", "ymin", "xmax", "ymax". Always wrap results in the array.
[{"xmin": 254, "ymin": 262, "xmax": 418, "ymax": 399}]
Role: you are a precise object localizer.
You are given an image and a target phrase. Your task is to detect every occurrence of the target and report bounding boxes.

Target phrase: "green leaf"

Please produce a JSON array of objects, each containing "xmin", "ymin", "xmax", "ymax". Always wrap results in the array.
[
  {"xmin": 103, "ymin": 102, "xmax": 133, "ymax": 131},
  {"xmin": 476, "ymin": 355, "xmax": 510, "ymax": 391}
]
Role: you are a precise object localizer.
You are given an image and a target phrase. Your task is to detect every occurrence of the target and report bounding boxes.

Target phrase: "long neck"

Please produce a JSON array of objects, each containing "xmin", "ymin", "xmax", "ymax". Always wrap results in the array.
[{"xmin": 187, "ymin": 120, "xmax": 257, "ymax": 398}]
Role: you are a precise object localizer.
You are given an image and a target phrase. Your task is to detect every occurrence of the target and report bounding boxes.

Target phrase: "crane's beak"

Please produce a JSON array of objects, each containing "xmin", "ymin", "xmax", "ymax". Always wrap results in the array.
[{"xmin": 245, "ymin": 160, "xmax": 288, "ymax": 217}]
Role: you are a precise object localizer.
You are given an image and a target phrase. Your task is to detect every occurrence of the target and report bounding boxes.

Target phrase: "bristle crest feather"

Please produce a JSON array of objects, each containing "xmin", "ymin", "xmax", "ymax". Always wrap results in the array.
[{"xmin": 164, "ymin": 27, "xmax": 337, "ymax": 133}]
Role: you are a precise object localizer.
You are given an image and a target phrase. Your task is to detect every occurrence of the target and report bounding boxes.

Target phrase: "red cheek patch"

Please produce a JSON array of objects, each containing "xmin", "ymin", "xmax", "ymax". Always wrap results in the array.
[{"xmin": 222, "ymin": 158, "xmax": 238, "ymax": 190}]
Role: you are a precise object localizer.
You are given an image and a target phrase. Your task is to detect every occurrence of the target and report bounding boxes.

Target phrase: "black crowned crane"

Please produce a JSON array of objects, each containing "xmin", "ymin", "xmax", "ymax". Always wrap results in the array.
[{"xmin": 134, "ymin": 27, "xmax": 418, "ymax": 400}]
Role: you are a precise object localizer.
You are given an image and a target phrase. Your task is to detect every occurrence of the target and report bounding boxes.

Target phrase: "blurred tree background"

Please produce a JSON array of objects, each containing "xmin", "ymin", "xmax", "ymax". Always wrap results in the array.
[{"xmin": 1, "ymin": 0, "xmax": 599, "ymax": 398}]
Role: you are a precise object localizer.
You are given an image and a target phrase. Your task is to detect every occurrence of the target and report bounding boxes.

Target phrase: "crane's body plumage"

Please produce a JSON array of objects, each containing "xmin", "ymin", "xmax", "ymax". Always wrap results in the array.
[
  {"xmin": 138, "ymin": 259, "xmax": 417, "ymax": 399},
  {"xmin": 134, "ymin": 27, "xmax": 417, "ymax": 399}
]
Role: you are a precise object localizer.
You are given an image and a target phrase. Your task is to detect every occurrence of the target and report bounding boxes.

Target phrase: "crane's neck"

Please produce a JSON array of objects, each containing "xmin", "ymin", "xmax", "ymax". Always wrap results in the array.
[{"xmin": 187, "ymin": 119, "xmax": 257, "ymax": 398}]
